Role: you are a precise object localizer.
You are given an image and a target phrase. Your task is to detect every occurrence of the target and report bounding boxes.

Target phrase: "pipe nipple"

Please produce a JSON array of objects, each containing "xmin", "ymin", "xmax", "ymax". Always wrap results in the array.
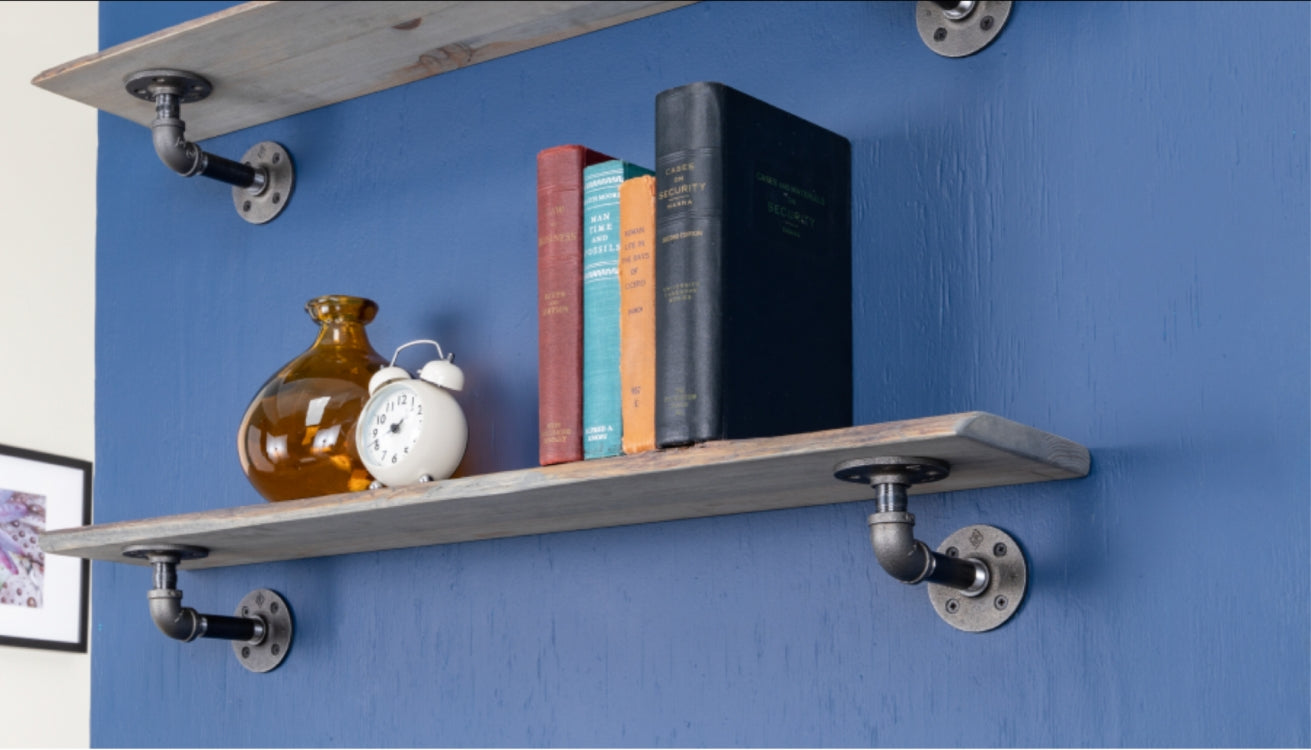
[{"xmin": 959, "ymin": 556, "xmax": 990, "ymax": 597}]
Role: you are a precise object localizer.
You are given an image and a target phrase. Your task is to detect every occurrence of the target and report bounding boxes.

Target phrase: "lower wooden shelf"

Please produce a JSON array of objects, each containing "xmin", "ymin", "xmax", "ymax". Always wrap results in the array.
[{"xmin": 39, "ymin": 412, "xmax": 1089, "ymax": 570}]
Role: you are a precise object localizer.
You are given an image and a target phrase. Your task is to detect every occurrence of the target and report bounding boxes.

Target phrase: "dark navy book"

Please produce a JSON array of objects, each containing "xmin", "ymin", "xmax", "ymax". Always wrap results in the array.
[{"xmin": 654, "ymin": 81, "xmax": 852, "ymax": 447}]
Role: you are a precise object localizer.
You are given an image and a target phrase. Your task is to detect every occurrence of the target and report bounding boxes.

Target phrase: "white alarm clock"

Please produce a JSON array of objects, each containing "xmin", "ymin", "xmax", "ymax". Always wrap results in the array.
[{"xmin": 356, "ymin": 339, "xmax": 467, "ymax": 488}]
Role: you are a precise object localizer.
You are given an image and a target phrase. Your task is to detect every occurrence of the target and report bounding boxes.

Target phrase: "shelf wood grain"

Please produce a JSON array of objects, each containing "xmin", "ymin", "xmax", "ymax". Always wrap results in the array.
[
  {"xmin": 40, "ymin": 412, "xmax": 1090, "ymax": 570},
  {"xmin": 32, "ymin": 1, "xmax": 695, "ymax": 141}
]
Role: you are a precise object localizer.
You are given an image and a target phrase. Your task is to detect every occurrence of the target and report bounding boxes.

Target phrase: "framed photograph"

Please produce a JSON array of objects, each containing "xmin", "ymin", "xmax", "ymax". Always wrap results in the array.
[{"xmin": 0, "ymin": 444, "xmax": 91, "ymax": 652}]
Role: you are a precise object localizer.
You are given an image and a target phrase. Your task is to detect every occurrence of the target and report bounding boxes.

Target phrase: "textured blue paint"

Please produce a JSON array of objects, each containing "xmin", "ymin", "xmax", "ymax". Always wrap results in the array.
[{"xmin": 92, "ymin": 2, "xmax": 1308, "ymax": 746}]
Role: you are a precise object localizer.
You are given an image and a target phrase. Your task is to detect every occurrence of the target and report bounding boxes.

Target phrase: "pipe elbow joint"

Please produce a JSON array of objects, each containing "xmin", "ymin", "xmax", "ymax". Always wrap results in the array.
[
  {"xmin": 147, "ymin": 589, "xmax": 203, "ymax": 642},
  {"xmin": 868, "ymin": 511, "xmax": 933, "ymax": 584},
  {"xmin": 151, "ymin": 121, "xmax": 203, "ymax": 177}
]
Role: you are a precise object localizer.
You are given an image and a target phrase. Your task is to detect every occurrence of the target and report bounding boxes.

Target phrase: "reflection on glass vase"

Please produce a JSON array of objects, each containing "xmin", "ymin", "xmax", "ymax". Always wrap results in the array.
[{"xmin": 237, "ymin": 295, "xmax": 389, "ymax": 502}]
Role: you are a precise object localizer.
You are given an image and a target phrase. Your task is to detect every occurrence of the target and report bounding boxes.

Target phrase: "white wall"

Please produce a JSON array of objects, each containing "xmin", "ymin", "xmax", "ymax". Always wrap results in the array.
[{"xmin": 0, "ymin": 2, "xmax": 96, "ymax": 746}]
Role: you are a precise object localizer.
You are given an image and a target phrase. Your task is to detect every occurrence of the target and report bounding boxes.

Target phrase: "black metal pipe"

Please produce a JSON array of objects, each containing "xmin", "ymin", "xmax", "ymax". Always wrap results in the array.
[
  {"xmin": 197, "ymin": 613, "xmax": 263, "ymax": 642},
  {"xmin": 923, "ymin": 549, "xmax": 986, "ymax": 589},
  {"xmin": 198, "ymin": 152, "xmax": 261, "ymax": 188}
]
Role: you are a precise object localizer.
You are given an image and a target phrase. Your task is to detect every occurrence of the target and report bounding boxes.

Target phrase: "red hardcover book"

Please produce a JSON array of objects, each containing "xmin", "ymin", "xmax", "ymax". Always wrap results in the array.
[{"xmin": 537, "ymin": 144, "xmax": 614, "ymax": 465}]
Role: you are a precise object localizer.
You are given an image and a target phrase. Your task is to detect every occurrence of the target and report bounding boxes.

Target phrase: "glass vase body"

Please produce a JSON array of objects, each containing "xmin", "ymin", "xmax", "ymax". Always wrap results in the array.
[{"xmin": 237, "ymin": 295, "xmax": 389, "ymax": 502}]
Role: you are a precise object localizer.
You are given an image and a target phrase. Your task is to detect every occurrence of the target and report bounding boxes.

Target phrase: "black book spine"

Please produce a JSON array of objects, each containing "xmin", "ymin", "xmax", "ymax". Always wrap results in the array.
[
  {"xmin": 655, "ymin": 81, "xmax": 853, "ymax": 447},
  {"xmin": 654, "ymin": 82, "xmax": 726, "ymax": 447}
]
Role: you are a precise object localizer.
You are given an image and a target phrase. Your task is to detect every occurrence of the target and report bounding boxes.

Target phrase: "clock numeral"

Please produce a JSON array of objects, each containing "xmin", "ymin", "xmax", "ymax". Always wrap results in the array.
[
  {"xmin": 376, "ymin": 414, "xmax": 386, "ymax": 425},
  {"xmin": 391, "ymin": 454, "xmax": 398, "ymax": 464}
]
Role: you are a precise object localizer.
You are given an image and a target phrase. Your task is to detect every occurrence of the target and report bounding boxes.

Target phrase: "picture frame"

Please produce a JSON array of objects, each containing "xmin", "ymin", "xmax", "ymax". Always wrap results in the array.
[{"xmin": 0, "ymin": 444, "xmax": 91, "ymax": 652}]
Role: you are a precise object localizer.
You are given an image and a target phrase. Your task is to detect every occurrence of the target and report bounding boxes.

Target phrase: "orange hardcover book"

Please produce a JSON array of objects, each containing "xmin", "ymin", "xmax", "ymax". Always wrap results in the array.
[{"xmin": 618, "ymin": 174, "xmax": 657, "ymax": 454}]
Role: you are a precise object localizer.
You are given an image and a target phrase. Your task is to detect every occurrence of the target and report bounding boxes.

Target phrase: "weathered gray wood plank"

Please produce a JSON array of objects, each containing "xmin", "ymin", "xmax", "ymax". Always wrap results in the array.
[
  {"xmin": 32, "ymin": 1, "xmax": 696, "ymax": 141},
  {"xmin": 40, "ymin": 413, "xmax": 1089, "ymax": 569}
]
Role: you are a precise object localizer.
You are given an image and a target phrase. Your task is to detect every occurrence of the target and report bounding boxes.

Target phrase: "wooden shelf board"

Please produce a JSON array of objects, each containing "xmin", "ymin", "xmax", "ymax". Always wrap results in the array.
[
  {"xmin": 32, "ymin": 1, "xmax": 696, "ymax": 141},
  {"xmin": 40, "ymin": 412, "xmax": 1089, "ymax": 570}
]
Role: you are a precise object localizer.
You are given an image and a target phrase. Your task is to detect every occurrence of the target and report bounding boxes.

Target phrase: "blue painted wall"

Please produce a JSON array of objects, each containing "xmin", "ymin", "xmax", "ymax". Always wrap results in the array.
[{"xmin": 92, "ymin": 2, "xmax": 1309, "ymax": 746}]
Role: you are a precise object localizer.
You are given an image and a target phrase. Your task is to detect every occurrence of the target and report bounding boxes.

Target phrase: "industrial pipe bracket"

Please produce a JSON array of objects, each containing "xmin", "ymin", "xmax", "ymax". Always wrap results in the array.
[
  {"xmin": 124, "ymin": 69, "xmax": 294, "ymax": 225},
  {"xmin": 122, "ymin": 544, "xmax": 293, "ymax": 673},
  {"xmin": 917, "ymin": 1, "xmax": 1012, "ymax": 58},
  {"xmin": 834, "ymin": 456, "xmax": 1027, "ymax": 632}
]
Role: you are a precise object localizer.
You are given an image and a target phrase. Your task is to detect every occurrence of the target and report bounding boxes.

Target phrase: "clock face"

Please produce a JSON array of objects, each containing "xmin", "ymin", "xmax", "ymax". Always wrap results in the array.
[{"xmin": 359, "ymin": 383, "xmax": 424, "ymax": 470}]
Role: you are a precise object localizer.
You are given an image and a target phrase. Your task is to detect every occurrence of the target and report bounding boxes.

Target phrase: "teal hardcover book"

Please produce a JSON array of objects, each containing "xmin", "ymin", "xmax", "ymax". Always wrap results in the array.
[{"xmin": 583, "ymin": 159, "xmax": 653, "ymax": 459}]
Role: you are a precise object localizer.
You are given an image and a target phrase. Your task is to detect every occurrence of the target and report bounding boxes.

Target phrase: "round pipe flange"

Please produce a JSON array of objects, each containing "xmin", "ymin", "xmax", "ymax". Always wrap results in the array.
[
  {"xmin": 233, "ymin": 589, "xmax": 293, "ymax": 673},
  {"xmin": 122, "ymin": 543, "xmax": 209, "ymax": 562},
  {"xmin": 834, "ymin": 456, "xmax": 950, "ymax": 486},
  {"xmin": 233, "ymin": 141, "xmax": 294, "ymax": 225},
  {"xmin": 124, "ymin": 69, "xmax": 212, "ymax": 103},
  {"xmin": 928, "ymin": 525, "xmax": 1026, "ymax": 632},
  {"xmin": 917, "ymin": 0, "xmax": 1012, "ymax": 58}
]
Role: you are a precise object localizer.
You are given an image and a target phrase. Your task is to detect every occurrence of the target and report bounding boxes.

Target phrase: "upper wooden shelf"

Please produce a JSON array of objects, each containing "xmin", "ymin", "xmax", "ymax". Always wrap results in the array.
[
  {"xmin": 32, "ymin": 0, "xmax": 696, "ymax": 141},
  {"xmin": 41, "ymin": 412, "xmax": 1090, "ymax": 570}
]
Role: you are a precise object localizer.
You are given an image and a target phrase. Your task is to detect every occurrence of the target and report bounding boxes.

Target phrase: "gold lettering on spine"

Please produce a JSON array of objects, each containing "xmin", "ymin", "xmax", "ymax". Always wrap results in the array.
[
  {"xmin": 663, "ymin": 389, "xmax": 698, "ymax": 418},
  {"xmin": 660, "ymin": 230, "xmax": 704, "ymax": 244},
  {"xmin": 541, "ymin": 290, "xmax": 569, "ymax": 317},
  {"xmin": 541, "ymin": 421, "xmax": 573, "ymax": 444},
  {"xmin": 539, "ymin": 231, "xmax": 577, "ymax": 248},
  {"xmin": 662, "ymin": 281, "xmax": 699, "ymax": 305},
  {"xmin": 660, "ymin": 160, "xmax": 705, "ymax": 211},
  {"xmin": 657, "ymin": 182, "xmax": 707, "ymax": 201}
]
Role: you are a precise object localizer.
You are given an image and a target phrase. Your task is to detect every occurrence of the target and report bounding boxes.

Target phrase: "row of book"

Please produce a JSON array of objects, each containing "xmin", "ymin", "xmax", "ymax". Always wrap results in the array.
[{"xmin": 536, "ymin": 81, "xmax": 855, "ymax": 466}]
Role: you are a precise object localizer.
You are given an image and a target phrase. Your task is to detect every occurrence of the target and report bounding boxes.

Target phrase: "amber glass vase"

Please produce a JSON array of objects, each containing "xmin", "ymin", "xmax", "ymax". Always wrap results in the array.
[{"xmin": 237, "ymin": 295, "xmax": 389, "ymax": 502}]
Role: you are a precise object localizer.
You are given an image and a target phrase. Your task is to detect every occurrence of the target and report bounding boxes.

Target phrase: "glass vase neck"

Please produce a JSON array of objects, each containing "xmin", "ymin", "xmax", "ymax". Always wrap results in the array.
[
  {"xmin": 307, "ymin": 295, "xmax": 377, "ymax": 324},
  {"xmin": 306, "ymin": 295, "xmax": 377, "ymax": 348}
]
